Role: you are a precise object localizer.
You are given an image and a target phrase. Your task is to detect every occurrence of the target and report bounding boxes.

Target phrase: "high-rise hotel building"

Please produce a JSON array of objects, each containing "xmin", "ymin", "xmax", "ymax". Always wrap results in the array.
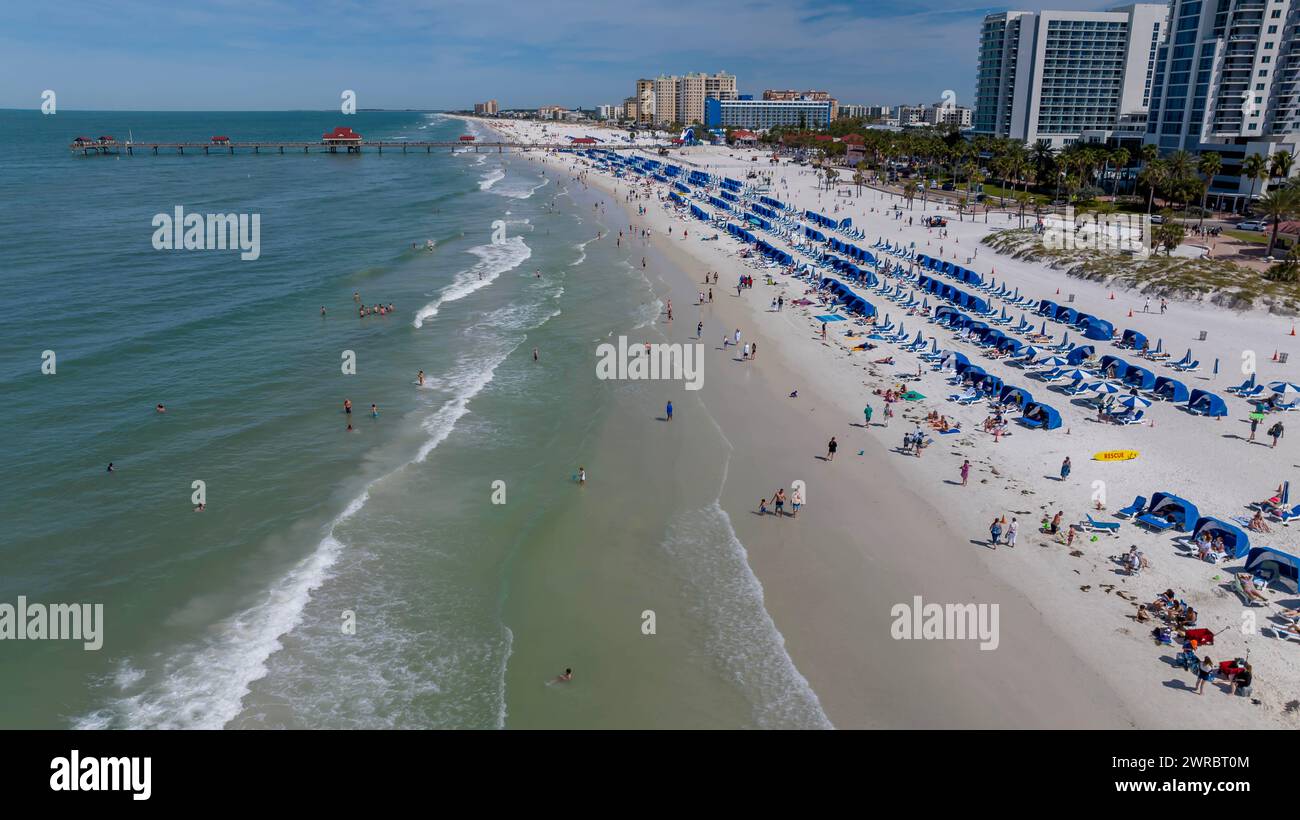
[
  {"xmin": 1144, "ymin": 0, "xmax": 1300, "ymax": 205},
  {"xmin": 972, "ymin": 5, "xmax": 1168, "ymax": 148}
]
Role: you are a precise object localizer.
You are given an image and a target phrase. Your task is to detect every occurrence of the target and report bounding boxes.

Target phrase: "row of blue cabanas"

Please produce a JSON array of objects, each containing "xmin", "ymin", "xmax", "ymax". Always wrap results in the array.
[
  {"xmin": 707, "ymin": 196, "xmax": 732, "ymax": 212},
  {"xmin": 721, "ymin": 177, "xmax": 743, "ymax": 191},
  {"xmin": 719, "ymin": 190, "xmax": 739, "ymax": 203},
  {"xmin": 805, "ymin": 210, "xmax": 837, "ymax": 229},
  {"xmin": 751, "ymin": 203, "xmax": 777, "ymax": 219},
  {"xmin": 918, "ymin": 274, "xmax": 990, "ymax": 315},
  {"xmin": 673, "ymin": 182, "xmax": 691, "ymax": 195},
  {"xmin": 726, "ymin": 223, "xmax": 756, "ymax": 242},
  {"xmin": 819, "ymin": 276, "xmax": 877, "ymax": 318},
  {"xmin": 948, "ymin": 354, "xmax": 1061, "ymax": 428},
  {"xmin": 827, "ymin": 236, "xmax": 877, "ymax": 267},
  {"xmin": 1143, "ymin": 493, "xmax": 1299, "ymax": 588},
  {"xmin": 760, "ymin": 196, "xmax": 787, "ymax": 211},
  {"xmin": 822, "ymin": 254, "xmax": 878, "ymax": 288},
  {"xmin": 803, "ymin": 226, "xmax": 827, "ymax": 242},
  {"xmin": 757, "ymin": 238, "xmax": 795, "ymax": 266},
  {"xmin": 915, "ymin": 255, "xmax": 985, "ymax": 288},
  {"xmin": 746, "ymin": 214, "xmax": 772, "ymax": 231},
  {"xmin": 689, "ymin": 203, "xmax": 710, "ymax": 221}
]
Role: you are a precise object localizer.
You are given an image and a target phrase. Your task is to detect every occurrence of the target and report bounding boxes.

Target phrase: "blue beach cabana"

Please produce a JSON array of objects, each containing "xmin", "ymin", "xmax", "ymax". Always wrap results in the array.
[
  {"xmin": 1000, "ymin": 385, "xmax": 1034, "ymax": 409},
  {"xmin": 1153, "ymin": 376, "xmax": 1190, "ymax": 402},
  {"xmin": 1123, "ymin": 365, "xmax": 1157, "ymax": 391},
  {"xmin": 1066, "ymin": 345, "xmax": 1096, "ymax": 366},
  {"xmin": 1147, "ymin": 492, "xmax": 1200, "ymax": 532},
  {"xmin": 1020, "ymin": 401, "xmax": 1062, "ymax": 430},
  {"xmin": 1081, "ymin": 317, "xmax": 1115, "ymax": 341},
  {"xmin": 1245, "ymin": 547, "xmax": 1300, "ymax": 594},
  {"xmin": 1188, "ymin": 389, "xmax": 1228, "ymax": 417},
  {"xmin": 1192, "ymin": 517, "xmax": 1251, "ymax": 559},
  {"xmin": 1120, "ymin": 329, "xmax": 1148, "ymax": 350}
]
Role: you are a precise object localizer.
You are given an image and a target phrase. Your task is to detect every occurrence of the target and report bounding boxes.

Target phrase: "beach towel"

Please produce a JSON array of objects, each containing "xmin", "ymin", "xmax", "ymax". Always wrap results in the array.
[
  {"xmin": 902, "ymin": 391, "xmax": 926, "ymax": 401},
  {"xmin": 814, "ymin": 314, "xmax": 847, "ymax": 323}
]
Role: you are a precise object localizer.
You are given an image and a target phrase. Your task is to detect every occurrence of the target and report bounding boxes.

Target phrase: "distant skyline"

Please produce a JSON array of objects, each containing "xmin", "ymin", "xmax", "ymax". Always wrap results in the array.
[{"xmin": 4, "ymin": 0, "xmax": 1121, "ymax": 112}]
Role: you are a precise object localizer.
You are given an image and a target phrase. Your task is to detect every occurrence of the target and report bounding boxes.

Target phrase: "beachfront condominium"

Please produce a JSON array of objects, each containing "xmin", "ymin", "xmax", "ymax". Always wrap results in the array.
[
  {"xmin": 641, "ymin": 73, "xmax": 737, "ymax": 127},
  {"xmin": 473, "ymin": 100, "xmax": 499, "ymax": 116},
  {"xmin": 973, "ymin": 5, "xmax": 1168, "ymax": 148},
  {"xmin": 1144, "ymin": 0, "xmax": 1300, "ymax": 208},
  {"xmin": 764, "ymin": 90, "xmax": 840, "ymax": 121},
  {"xmin": 703, "ymin": 97, "xmax": 833, "ymax": 130}
]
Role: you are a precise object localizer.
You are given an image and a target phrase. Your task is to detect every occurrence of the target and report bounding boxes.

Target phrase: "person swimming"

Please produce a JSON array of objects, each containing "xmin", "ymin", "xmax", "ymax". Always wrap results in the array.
[
  {"xmin": 553, "ymin": 668, "xmax": 573, "ymax": 683},
  {"xmin": 417, "ymin": 370, "xmax": 425, "ymax": 386},
  {"xmin": 370, "ymin": 404, "xmax": 379, "ymax": 418},
  {"xmin": 156, "ymin": 404, "xmax": 166, "ymax": 413}
]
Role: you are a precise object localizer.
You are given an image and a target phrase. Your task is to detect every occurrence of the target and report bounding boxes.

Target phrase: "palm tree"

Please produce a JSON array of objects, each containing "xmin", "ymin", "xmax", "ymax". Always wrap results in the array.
[
  {"xmin": 1140, "ymin": 159, "xmax": 1168, "ymax": 218},
  {"xmin": 1259, "ymin": 185, "xmax": 1300, "ymax": 257},
  {"xmin": 1014, "ymin": 191, "xmax": 1031, "ymax": 229},
  {"xmin": 1243, "ymin": 153, "xmax": 1270, "ymax": 207},
  {"xmin": 1108, "ymin": 147, "xmax": 1130, "ymax": 197},
  {"xmin": 903, "ymin": 180, "xmax": 918, "ymax": 210},
  {"xmin": 1271, "ymin": 151, "xmax": 1295, "ymax": 187},
  {"xmin": 854, "ymin": 161, "xmax": 867, "ymax": 196},
  {"xmin": 1196, "ymin": 152, "xmax": 1222, "ymax": 228},
  {"xmin": 1164, "ymin": 150, "xmax": 1196, "ymax": 210}
]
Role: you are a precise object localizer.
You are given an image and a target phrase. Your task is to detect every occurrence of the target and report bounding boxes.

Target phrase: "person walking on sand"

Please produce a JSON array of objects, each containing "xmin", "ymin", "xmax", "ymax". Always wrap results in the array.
[
  {"xmin": 989, "ymin": 517, "xmax": 1003, "ymax": 549},
  {"xmin": 1005, "ymin": 517, "xmax": 1018, "ymax": 547},
  {"xmin": 1249, "ymin": 415, "xmax": 1260, "ymax": 442},
  {"xmin": 773, "ymin": 488, "xmax": 786, "ymax": 517},
  {"xmin": 827, "ymin": 436, "xmax": 838, "ymax": 461},
  {"xmin": 1269, "ymin": 420, "xmax": 1284, "ymax": 448},
  {"xmin": 697, "ymin": 320, "xmax": 703, "ymax": 338},
  {"xmin": 791, "ymin": 488, "xmax": 803, "ymax": 518},
  {"xmin": 666, "ymin": 400, "xmax": 673, "ymax": 422},
  {"xmin": 864, "ymin": 404, "xmax": 873, "ymax": 426},
  {"xmin": 1060, "ymin": 456, "xmax": 1071, "ymax": 481},
  {"xmin": 960, "ymin": 459, "xmax": 971, "ymax": 486}
]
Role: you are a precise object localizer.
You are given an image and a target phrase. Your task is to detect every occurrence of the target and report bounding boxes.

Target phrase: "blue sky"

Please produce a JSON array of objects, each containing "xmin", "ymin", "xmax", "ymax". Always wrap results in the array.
[{"xmin": 2, "ymin": 0, "xmax": 1118, "ymax": 111}]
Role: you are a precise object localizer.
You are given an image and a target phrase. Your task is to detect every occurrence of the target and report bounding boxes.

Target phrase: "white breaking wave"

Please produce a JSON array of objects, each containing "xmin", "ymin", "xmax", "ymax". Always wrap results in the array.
[
  {"xmin": 73, "ymin": 297, "xmax": 559, "ymax": 730},
  {"xmin": 412, "ymin": 236, "xmax": 532, "ymax": 329},
  {"xmin": 658, "ymin": 503, "xmax": 832, "ymax": 729},
  {"xmin": 73, "ymin": 489, "xmax": 373, "ymax": 729},
  {"xmin": 490, "ymin": 176, "xmax": 550, "ymax": 201},
  {"xmin": 478, "ymin": 167, "xmax": 506, "ymax": 190}
]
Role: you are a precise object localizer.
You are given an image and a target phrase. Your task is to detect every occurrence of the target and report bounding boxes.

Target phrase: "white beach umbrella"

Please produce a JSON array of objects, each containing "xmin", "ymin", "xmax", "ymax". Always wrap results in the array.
[
  {"xmin": 1268, "ymin": 381, "xmax": 1300, "ymax": 396},
  {"xmin": 1117, "ymin": 395, "xmax": 1152, "ymax": 409},
  {"xmin": 1090, "ymin": 381, "xmax": 1122, "ymax": 395},
  {"xmin": 1036, "ymin": 355, "xmax": 1069, "ymax": 368},
  {"xmin": 1063, "ymin": 368, "xmax": 1094, "ymax": 382}
]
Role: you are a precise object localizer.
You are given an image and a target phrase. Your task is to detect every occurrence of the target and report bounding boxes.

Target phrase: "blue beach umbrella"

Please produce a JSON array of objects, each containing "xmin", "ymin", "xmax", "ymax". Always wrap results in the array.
[
  {"xmin": 1118, "ymin": 395, "xmax": 1152, "ymax": 409},
  {"xmin": 1269, "ymin": 380, "xmax": 1300, "ymax": 396},
  {"xmin": 1090, "ymin": 381, "xmax": 1122, "ymax": 395},
  {"xmin": 1037, "ymin": 355, "xmax": 1069, "ymax": 368}
]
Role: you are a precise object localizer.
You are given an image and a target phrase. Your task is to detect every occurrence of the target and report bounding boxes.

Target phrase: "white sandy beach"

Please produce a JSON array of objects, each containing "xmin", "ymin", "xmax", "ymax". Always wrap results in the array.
[{"xmin": 462, "ymin": 115, "xmax": 1299, "ymax": 729}]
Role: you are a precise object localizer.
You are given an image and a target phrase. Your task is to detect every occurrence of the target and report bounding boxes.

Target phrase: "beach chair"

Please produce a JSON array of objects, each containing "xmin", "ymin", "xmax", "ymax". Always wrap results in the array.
[
  {"xmin": 1116, "ymin": 410, "xmax": 1146, "ymax": 425},
  {"xmin": 1239, "ymin": 384, "xmax": 1265, "ymax": 398},
  {"xmin": 1079, "ymin": 514, "xmax": 1121, "ymax": 536},
  {"xmin": 1275, "ymin": 504, "xmax": 1300, "ymax": 525},
  {"xmin": 1172, "ymin": 359, "xmax": 1200, "ymax": 373},
  {"xmin": 1135, "ymin": 513, "xmax": 1175, "ymax": 533},
  {"xmin": 1232, "ymin": 575, "xmax": 1268, "ymax": 607},
  {"xmin": 1116, "ymin": 495, "xmax": 1147, "ymax": 518}
]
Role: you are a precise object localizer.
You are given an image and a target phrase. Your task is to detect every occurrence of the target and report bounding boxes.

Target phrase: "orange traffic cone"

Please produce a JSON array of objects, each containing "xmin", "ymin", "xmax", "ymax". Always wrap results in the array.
[
  {"xmin": 1292, "ymin": 325, "xmax": 1296, "ymax": 337},
  {"xmin": 1109, "ymin": 292, "xmax": 1115, "ymax": 300}
]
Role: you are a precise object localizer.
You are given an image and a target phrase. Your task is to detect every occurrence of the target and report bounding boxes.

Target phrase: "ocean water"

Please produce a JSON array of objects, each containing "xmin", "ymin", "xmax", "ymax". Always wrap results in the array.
[{"xmin": 0, "ymin": 110, "xmax": 828, "ymax": 729}]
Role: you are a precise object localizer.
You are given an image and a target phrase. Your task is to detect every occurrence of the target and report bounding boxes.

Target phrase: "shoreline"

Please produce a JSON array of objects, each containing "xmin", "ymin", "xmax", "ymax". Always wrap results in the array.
[{"xmin": 465, "ymin": 115, "xmax": 1298, "ymax": 729}]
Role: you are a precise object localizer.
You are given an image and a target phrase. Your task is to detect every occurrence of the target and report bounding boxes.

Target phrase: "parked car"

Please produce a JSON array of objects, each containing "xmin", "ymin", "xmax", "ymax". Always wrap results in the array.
[
  {"xmin": 1149, "ymin": 214, "xmax": 1165, "ymax": 224},
  {"xmin": 941, "ymin": 182, "xmax": 956, "ymax": 191},
  {"xmin": 1236, "ymin": 219, "xmax": 1269, "ymax": 231}
]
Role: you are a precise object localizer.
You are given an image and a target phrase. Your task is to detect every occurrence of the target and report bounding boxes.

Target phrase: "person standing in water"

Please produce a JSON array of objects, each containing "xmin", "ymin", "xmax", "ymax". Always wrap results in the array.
[
  {"xmin": 417, "ymin": 371, "xmax": 425, "ymax": 386},
  {"xmin": 370, "ymin": 404, "xmax": 379, "ymax": 418},
  {"xmin": 343, "ymin": 399, "xmax": 352, "ymax": 417}
]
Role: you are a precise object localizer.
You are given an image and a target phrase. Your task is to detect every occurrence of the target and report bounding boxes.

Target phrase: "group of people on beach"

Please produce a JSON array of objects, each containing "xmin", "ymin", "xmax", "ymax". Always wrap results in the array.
[{"xmin": 758, "ymin": 487, "xmax": 803, "ymax": 518}]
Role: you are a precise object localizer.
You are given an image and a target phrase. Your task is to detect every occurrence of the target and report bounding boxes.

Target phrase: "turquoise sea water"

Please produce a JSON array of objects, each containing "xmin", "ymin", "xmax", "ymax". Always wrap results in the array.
[{"xmin": 0, "ymin": 110, "xmax": 828, "ymax": 728}]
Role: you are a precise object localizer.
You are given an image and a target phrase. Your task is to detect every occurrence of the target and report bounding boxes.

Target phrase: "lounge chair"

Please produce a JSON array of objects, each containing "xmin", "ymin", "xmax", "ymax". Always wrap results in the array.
[
  {"xmin": 1116, "ymin": 410, "xmax": 1146, "ymax": 425},
  {"xmin": 1232, "ymin": 574, "xmax": 1269, "ymax": 607},
  {"xmin": 1116, "ymin": 495, "xmax": 1147, "ymax": 518},
  {"xmin": 1275, "ymin": 504, "xmax": 1300, "ymax": 525},
  {"xmin": 1079, "ymin": 514, "xmax": 1120, "ymax": 536},
  {"xmin": 1135, "ymin": 513, "xmax": 1175, "ymax": 533}
]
